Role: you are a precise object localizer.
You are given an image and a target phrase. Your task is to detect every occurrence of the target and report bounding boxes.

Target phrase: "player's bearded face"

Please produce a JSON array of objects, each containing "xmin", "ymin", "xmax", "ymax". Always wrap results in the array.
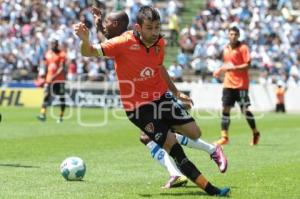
[{"xmin": 139, "ymin": 20, "xmax": 161, "ymax": 45}]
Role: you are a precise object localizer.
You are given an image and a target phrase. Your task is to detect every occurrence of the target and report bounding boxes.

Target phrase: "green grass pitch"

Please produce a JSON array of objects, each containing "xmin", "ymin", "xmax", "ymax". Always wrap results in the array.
[{"xmin": 0, "ymin": 107, "xmax": 299, "ymax": 199}]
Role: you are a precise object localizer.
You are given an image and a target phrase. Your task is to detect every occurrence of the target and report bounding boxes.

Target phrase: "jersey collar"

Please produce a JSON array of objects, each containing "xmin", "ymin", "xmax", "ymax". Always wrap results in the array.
[{"xmin": 133, "ymin": 30, "xmax": 163, "ymax": 49}]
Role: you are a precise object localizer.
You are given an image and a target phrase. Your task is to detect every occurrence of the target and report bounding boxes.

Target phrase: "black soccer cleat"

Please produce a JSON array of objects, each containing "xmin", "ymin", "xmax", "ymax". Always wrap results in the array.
[{"xmin": 37, "ymin": 115, "xmax": 46, "ymax": 122}]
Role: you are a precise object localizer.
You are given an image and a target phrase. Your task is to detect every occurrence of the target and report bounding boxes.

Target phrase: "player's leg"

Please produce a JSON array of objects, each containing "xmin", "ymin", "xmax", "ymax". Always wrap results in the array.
[
  {"xmin": 282, "ymin": 103, "xmax": 286, "ymax": 113},
  {"xmin": 214, "ymin": 106, "xmax": 231, "ymax": 145},
  {"xmin": 127, "ymin": 102, "xmax": 188, "ymax": 189},
  {"xmin": 215, "ymin": 88, "xmax": 235, "ymax": 145},
  {"xmin": 167, "ymin": 94, "xmax": 217, "ymax": 154},
  {"xmin": 275, "ymin": 104, "xmax": 280, "ymax": 112},
  {"xmin": 173, "ymin": 124, "xmax": 215, "ymax": 154},
  {"xmin": 172, "ymin": 122, "xmax": 227, "ymax": 173},
  {"xmin": 37, "ymin": 84, "xmax": 51, "ymax": 121},
  {"xmin": 164, "ymin": 131, "xmax": 230, "ymax": 196},
  {"xmin": 280, "ymin": 103, "xmax": 286, "ymax": 113},
  {"xmin": 139, "ymin": 131, "xmax": 187, "ymax": 188},
  {"xmin": 127, "ymin": 102, "xmax": 230, "ymax": 196},
  {"xmin": 165, "ymin": 94, "xmax": 227, "ymax": 173},
  {"xmin": 175, "ymin": 133, "xmax": 216, "ymax": 154},
  {"xmin": 239, "ymin": 90, "xmax": 260, "ymax": 145},
  {"xmin": 242, "ymin": 106, "xmax": 260, "ymax": 145},
  {"xmin": 56, "ymin": 83, "xmax": 66, "ymax": 123}
]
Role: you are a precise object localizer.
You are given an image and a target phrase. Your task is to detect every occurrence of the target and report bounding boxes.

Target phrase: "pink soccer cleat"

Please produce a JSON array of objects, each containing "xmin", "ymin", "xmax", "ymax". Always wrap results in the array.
[{"xmin": 211, "ymin": 144, "xmax": 228, "ymax": 173}]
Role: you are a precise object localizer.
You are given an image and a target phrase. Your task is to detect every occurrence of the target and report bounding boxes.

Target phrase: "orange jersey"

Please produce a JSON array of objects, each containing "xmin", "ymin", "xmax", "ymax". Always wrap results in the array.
[
  {"xmin": 276, "ymin": 87, "xmax": 285, "ymax": 104},
  {"xmin": 101, "ymin": 31, "xmax": 168, "ymax": 110},
  {"xmin": 45, "ymin": 50, "xmax": 66, "ymax": 83},
  {"xmin": 223, "ymin": 43, "xmax": 250, "ymax": 89}
]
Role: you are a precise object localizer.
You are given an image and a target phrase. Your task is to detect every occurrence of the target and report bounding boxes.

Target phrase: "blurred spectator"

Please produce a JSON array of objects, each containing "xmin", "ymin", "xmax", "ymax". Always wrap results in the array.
[
  {"xmin": 2, "ymin": 0, "xmax": 300, "ymax": 86},
  {"xmin": 168, "ymin": 13, "xmax": 179, "ymax": 46},
  {"xmin": 277, "ymin": 0, "xmax": 293, "ymax": 10},
  {"xmin": 0, "ymin": 0, "xmax": 185, "ymax": 86},
  {"xmin": 179, "ymin": 25, "xmax": 197, "ymax": 54},
  {"xmin": 67, "ymin": 59, "xmax": 77, "ymax": 81},
  {"xmin": 168, "ymin": 61, "xmax": 183, "ymax": 82},
  {"xmin": 176, "ymin": 50, "xmax": 189, "ymax": 68},
  {"xmin": 176, "ymin": 0, "xmax": 300, "ymax": 84}
]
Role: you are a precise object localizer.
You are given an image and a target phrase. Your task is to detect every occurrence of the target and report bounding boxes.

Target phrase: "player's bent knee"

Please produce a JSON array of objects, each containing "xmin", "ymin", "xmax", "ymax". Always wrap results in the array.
[
  {"xmin": 223, "ymin": 106, "xmax": 231, "ymax": 113},
  {"xmin": 190, "ymin": 131, "xmax": 201, "ymax": 140},
  {"xmin": 189, "ymin": 125, "xmax": 201, "ymax": 139}
]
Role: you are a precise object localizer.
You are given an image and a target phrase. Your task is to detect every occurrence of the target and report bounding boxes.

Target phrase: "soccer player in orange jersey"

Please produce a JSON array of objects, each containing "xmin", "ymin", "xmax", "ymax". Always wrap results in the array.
[
  {"xmin": 92, "ymin": 7, "xmax": 229, "ymax": 189},
  {"xmin": 37, "ymin": 38, "xmax": 66, "ymax": 123},
  {"xmin": 92, "ymin": 7, "xmax": 188, "ymax": 188},
  {"xmin": 74, "ymin": 6, "xmax": 230, "ymax": 196},
  {"xmin": 275, "ymin": 82, "xmax": 287, "ymax": 113},
  {"xmin": 213, "ymin": 26, "xmax": 261, "ymax": 146}
]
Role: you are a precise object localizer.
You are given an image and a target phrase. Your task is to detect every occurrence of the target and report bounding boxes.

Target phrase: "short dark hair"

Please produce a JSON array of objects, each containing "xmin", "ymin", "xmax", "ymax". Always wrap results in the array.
[
  {"xmin": 229, "ymin": 26, "xmax": 240, "ymax": 35},
  {"xmin": 113, "ymin": 11, "xmax": 129, "ymax": 32},
  {"xmin": 136, "ymin": 6, "xmax": 160, "ymax": 26}
]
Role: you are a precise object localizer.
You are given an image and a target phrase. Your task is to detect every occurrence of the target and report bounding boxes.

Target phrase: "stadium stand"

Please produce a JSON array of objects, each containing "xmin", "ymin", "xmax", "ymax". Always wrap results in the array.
[
  {"xmin": 177, "ymin": 0, "xmax": 300, "ymax": 85},
  {"xmin": 0, "ymin": 0, "xmax": 185, "ymax": 87},
  {"xmin": 0, "ymin": 0, "xmax": 300, "ymax": 87}
]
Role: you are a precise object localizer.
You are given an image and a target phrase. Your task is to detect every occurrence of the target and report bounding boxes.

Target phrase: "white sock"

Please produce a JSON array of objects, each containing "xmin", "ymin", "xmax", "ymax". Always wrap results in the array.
[
  {"xmin": 175, "ymin": 133, "xmax": 216, "ymax": 155},
  {"xmin": 146, "ymin": 140, "xmax": 183, "ymax": 177}
]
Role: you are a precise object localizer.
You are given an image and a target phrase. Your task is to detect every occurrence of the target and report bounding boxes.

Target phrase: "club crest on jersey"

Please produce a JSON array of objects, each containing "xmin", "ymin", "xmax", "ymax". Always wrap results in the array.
[
  {"xmin": 145, "ymin": 122, "xmax": 154, "ymax": 133},
  {"xmin": 129, "ymin": 44, "xmax": 140, "ymax": 50}
]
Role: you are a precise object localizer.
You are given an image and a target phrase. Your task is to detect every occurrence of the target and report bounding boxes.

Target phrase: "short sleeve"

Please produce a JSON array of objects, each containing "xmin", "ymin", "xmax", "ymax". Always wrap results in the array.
[
  {"xmin": 240, "ymin": 44, "xmax": 251, "ymax": 63},
  {"xmin": 159, "ymin": 38, "xmax": 166, "ymax": 65},
  {"xmin": 101, "ymin": 35, "xmax": 126, "ymax": 58}
]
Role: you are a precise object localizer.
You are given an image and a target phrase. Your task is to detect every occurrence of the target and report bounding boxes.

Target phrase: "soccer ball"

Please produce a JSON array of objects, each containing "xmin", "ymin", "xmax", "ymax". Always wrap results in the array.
[{"xmin": 60, "ymin": 156, "xmax": 86, "ymax": 181}]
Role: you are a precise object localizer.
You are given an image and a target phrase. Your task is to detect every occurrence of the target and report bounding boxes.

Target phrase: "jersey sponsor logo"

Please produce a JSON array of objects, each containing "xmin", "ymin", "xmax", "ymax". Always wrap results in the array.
[
  {"xmin": 0, "ymin": 90, "xmax": 24, "ymax": 106},
  {"xmin": 140, "ymin": 67, "xmax": 154, "ymax": 78},
  {"xmin": 0, "ymin": 89, "xmax": 43, "ymax": 107},
  {"xmin": 145, "ymin": 122, "xmax": 154, "ymax": 133},
  {"xmin": 133, "ymin": 67, "xmax": 154, "ymax": 82},
  {"xmin": 129, "ymin": 44, "xmax": 141, "ymax": 51}
]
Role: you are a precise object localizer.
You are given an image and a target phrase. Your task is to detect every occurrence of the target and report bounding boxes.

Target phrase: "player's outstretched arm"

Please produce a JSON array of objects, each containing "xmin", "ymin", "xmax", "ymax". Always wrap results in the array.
[{"xmin": 73, "ymin": 22, "xmax": 103, "ymax": 57}]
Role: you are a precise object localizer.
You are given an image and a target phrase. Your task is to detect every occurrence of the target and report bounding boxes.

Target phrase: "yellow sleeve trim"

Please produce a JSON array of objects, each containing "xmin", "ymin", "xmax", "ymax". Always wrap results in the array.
[{"xmin": 92, "ymin": 43, "xmax": 103, "ymax": 56}]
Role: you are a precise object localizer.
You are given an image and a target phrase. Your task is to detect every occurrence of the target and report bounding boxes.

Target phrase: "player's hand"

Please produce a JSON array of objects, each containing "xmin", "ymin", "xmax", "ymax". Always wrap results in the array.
[
  {"xmin": 213, "ymin": 68, "xmax": 222, "ymax": 78},
  {"xmin": 222, "ymin": 62, "xmax": 235, "ymax": 71},
  {"xmin": 73, "ymin": 22, "xmax": 89, "ymax": 41},
  {"xmin": 177, "ymin": 92, "xmax": 193, "ymax": 110},
  {"xmin": 91, "ymin": 6, "xmax": 104, "ymax": 32}
]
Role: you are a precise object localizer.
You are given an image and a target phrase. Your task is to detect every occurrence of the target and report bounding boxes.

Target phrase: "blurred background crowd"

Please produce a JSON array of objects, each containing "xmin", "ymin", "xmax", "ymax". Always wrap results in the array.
[{"xmin": 0, "ymin": 0, "xmax": 300, "ymax": 87}]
